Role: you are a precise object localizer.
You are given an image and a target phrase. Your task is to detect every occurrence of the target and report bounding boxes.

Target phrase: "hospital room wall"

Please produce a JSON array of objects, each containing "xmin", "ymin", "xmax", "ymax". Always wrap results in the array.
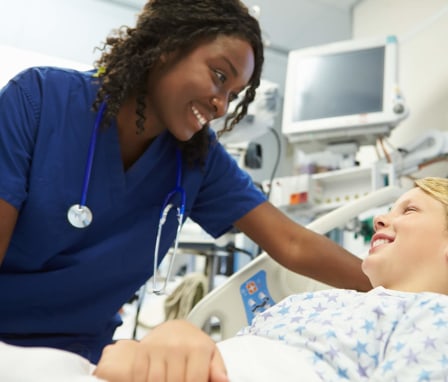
[
  {"xmin": 353, "ymin": 0, "xmax": 448, "ymax": 177},
  {"xmin": 0, "ymin": 0, "xmax": 138, "ymax": 73},
  {"xmin": 2, "ymin": 0, "xmax": 447, "ymax": 179}
]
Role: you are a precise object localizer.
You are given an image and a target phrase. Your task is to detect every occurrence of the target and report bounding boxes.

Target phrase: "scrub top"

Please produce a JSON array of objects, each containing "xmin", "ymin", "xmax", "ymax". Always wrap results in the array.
[{"xmin": 0, "ymin": 67, "xmax": 266, "ymax": 363}]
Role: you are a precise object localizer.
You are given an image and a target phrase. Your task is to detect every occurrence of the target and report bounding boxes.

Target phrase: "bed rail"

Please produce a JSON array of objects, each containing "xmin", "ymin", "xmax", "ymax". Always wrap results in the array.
[{"xmin": 187, "ymin": 185, "xmax": 404, "ymax": 339}]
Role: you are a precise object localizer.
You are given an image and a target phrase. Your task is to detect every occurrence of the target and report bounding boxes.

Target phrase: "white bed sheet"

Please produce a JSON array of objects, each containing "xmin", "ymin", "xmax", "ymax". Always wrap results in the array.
[
  {"xmin": 0, "ymin": 337, "xmax": 317, "ymax": 382},
  {"xmin": 217, "ymin": 335, "xmax": 320, "ymax": 382},
  {"xmin": 0, "ymin": 342, "xmax": 102, "ymax": 382}
]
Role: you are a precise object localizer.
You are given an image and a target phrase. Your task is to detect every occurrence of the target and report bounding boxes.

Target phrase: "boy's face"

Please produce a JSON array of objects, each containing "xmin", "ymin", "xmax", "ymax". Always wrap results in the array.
[{"xmin": 362, "ymin": 187, "xmax": 448, "ymax": 293}]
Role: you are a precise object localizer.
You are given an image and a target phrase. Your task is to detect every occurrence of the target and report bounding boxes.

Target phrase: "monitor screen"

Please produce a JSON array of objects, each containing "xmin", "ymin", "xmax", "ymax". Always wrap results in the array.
[
  {"xmin": 292, "ymin": 47, "xmax": 384, "ymax": 121},
  {"xmin": 282, "ymin": 35, "xmax": 408, "ymax": 151}
]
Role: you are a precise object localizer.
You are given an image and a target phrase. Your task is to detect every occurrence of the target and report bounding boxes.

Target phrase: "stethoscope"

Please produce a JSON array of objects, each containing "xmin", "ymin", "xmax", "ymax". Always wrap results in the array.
[{"xmin": 67, "ymin": 101, "xmax": 187, "ymax": 295}]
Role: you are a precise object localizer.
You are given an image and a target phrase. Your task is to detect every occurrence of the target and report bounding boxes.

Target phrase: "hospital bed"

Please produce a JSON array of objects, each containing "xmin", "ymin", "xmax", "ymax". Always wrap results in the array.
[{"xmin": 187, "ymin": 185, "xmax": 404, "ymax": 339}]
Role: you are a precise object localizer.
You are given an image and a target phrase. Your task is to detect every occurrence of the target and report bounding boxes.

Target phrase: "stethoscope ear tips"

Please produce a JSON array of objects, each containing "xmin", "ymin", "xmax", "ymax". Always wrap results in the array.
[{"xmin": 67, "ymin": 204, "xmax": 93, "ymax": 228}]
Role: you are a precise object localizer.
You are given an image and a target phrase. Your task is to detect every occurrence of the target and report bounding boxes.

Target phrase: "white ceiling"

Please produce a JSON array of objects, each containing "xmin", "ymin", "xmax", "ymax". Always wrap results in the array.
[
  {"xmin": 245, "ymin": 0, "xmax": 361, "ymax": 54},
  {"xmin": 101, "ymin": 0, "xmax": 364, "ymax": 90},
  {"xmin": 104, "ymin": 0, "xmax": 363, "ymax": 53}
]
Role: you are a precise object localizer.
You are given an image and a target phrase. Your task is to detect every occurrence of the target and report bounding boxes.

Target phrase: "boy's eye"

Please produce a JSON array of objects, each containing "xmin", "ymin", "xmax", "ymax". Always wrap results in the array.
[{"xmin": 404, "ymin": 206, "xmax": 417, "ymax": 214}]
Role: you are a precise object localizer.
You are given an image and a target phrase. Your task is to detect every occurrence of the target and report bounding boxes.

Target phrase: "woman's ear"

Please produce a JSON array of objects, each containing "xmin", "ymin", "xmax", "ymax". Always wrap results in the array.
[{"xmin": 160, "ymin": 49, "xmax": 179, "ymax": 63}]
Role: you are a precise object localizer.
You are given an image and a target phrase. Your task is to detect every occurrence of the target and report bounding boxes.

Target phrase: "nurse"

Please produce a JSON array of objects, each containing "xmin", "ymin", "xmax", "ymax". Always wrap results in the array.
[{"xmin": 0, "ymin": 0, "xmax": 370, "ymax": 367}]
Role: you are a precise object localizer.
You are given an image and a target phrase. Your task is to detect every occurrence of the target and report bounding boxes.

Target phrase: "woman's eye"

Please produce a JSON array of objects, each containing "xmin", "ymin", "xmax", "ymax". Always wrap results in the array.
[
  {"xmin": 214, "ymin": 69, "xmax": 226, "ymax": 83},
  {"xmin": 404, "ymin": 206, "xmax": 417, "ymax": 213}
]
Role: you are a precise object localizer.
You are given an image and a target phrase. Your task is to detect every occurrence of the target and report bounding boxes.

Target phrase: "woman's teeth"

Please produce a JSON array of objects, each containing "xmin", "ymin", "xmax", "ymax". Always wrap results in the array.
[{"xmin": 192, "ymin": 106, "xmax": 207, "ymax": 126}]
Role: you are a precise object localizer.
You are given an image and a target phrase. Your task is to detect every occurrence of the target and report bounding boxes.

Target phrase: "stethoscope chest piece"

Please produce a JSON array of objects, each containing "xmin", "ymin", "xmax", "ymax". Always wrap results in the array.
[
  {"xmin": 66, "ymin": 100, "xmax": 107, "ymax": 229},
  {"xmin": 67, "ymin": 204, "xmax": 93, "ymax": 228}
]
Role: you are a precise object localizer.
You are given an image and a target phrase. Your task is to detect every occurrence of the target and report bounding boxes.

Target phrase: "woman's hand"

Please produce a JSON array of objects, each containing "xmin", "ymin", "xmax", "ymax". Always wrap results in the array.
[{"xmin": 93, "ymin": 319, "xmax": 229, "ymax": 382}]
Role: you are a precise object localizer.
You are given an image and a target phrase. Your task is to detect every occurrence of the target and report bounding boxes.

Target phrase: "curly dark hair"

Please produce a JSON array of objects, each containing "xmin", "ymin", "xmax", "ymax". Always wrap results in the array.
[{"xmin": 93, "ymin": 0, "xmax": 264, "ymax": 167}]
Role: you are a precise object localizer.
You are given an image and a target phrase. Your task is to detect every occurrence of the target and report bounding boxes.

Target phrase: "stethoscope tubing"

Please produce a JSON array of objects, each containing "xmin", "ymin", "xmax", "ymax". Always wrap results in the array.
[
  {"xmin": 68, "ymin": 98, "xmax": 187, "ymax": 300},
  {"xmin": 160, "ymin": 149, "xmax": 186, "ymax": 218},
  {"xmin": 66, "ymin": 90, "xmax": 190, "ymax": 335},
  {"xmin": 80, "ymin": 101, "xmax": 107, "ymax": 206},
  {"xmin": 152, "ymin": 149, "xmax": 186, "ymax": 294}
]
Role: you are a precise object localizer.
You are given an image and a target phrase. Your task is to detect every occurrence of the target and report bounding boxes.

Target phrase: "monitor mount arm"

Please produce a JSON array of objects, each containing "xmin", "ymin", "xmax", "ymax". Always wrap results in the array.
[{"xmin": 387, "ymin": 129, "xmax": 448, "ymax": 177}]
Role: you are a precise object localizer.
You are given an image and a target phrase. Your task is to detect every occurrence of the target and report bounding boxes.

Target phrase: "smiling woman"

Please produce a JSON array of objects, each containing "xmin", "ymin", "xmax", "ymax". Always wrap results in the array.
[
  {"xmin": 115, "ymin": 34, "xmax": 255, "ymax": 170},
  {"xmin": 0, "ymin": 0, "xmax": 374, "ymax": 380},
  {"xmin": 138, "ymin": 35, "xmax": 255, "ymax": 144},
  {"xmin": 95, "ymin": 0, "xmax": 265, "ymax": 169}
]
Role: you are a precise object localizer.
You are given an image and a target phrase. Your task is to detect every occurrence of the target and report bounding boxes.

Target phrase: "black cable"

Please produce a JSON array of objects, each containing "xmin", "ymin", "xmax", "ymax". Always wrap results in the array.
[
  {"xmin": 224, "ymin": 243, "xmax": 255, "ymax": 260},
  {"xmin": 265, "ymin": 127, "xmax": 282, "ymax": 201}
]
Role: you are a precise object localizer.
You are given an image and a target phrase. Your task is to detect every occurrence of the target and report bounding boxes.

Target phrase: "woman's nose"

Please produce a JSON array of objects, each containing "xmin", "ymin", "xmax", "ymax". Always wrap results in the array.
[{"xmin": 211, "ymin": 96, "xmax": 228, "ymax": 119}]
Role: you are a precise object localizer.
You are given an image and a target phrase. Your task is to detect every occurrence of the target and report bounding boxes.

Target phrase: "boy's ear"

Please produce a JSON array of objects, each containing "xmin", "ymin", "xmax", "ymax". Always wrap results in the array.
[{"xmin": 444, "ymin": 239, "xmax": 448, "ymax": 261}]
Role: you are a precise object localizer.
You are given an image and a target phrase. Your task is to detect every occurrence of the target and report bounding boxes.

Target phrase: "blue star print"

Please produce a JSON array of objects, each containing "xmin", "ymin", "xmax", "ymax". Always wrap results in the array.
[{"xmin": 237, "ymin": 286, "xmax": 448, "ymax": 380}]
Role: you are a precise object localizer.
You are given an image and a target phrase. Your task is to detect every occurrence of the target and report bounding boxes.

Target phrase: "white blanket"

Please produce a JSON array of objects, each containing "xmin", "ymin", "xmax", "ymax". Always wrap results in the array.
[
  {"xmin": 1, "ymin": 337, "xmax": 318, "ymax": 382},
  {"xmin": 217, "ymin": 335, "xmax": 320, "ymax": 382},
  {"xmin": 0, "ymin": 342, "xmax": 102, "ymax": 382}
]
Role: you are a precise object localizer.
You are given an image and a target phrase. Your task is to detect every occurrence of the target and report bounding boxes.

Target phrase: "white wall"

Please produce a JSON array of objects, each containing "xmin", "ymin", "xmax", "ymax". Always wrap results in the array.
[
  {"xmin": 0, "ymin": 0, "xmax": 354, "ymax": 94},
  {"xmin": 0, "ymin": 45, "xmax": 92, "ymax": 87},
  {"xmin": 0, "ymin": 0, "xmax": 139, "ymax": 67},
  {"xmin": 353, "ymin": 0, "xmax": 448, "ymax": 177},
  {"xmin": 243, "ymin": 0, "xmax": 354, "ymax": 94}
]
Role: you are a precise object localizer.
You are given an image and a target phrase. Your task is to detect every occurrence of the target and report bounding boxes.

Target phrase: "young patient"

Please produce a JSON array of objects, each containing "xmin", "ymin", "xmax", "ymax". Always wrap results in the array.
[{"xmin": 93, "ymin": 177, "xmax": 448, "ymax": 382}]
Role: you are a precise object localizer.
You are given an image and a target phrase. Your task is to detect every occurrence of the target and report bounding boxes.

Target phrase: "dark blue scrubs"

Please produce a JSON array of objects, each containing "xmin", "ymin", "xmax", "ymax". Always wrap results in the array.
[{"xmin": 0, "ymin": 67, "xmax": 266, "ymax": 363}]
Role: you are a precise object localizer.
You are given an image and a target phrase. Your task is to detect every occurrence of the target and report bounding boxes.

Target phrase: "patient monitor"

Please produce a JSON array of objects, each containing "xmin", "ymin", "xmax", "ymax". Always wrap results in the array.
[{"xmin": 282, "ymin": 35, "xmax": 408, "ymax": 154}]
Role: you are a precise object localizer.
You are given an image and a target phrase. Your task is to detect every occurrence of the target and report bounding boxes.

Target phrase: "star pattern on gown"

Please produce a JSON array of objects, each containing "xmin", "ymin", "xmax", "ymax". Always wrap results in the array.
[{"xmin": 238, "ymin": 287, "xmax": 448, "ymax": 380}]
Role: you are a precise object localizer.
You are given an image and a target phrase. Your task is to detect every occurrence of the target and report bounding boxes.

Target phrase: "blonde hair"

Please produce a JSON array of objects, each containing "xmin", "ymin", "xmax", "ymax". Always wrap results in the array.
[{"xmin": 414, "ymin": 177, "xmax": 448, "ymax": 227}]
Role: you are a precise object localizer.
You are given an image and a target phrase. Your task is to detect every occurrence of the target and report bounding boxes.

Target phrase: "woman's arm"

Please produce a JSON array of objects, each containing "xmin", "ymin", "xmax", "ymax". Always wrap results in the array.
[
  {"xmin": 0, "ymin": 199, "xmax": 18, "ymax": 267},
  {"xmin": 235, "ymin": 201, "xmax": 372, "ymax": 291}
]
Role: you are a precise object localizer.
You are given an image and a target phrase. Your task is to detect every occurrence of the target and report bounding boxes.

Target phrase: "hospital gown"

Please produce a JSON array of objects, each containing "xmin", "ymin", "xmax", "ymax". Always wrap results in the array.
[{"xmin": 239, "ymin": 286, "xmax": 448, "ymax": 381}]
